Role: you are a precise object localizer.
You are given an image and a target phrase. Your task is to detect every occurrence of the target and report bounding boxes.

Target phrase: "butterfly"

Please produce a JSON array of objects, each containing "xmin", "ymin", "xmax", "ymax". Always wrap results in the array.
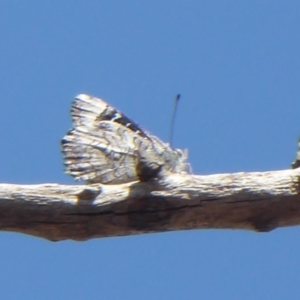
[{"xmin": 61, "ymin": 94, "xmax": 189, "ymax": 184}]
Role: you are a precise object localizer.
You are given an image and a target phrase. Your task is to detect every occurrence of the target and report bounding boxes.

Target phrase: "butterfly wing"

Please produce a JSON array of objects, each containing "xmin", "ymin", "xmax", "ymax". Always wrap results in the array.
[{"xmin": 62, "ymin": 94, "xmax": 155, "ymax": 184}]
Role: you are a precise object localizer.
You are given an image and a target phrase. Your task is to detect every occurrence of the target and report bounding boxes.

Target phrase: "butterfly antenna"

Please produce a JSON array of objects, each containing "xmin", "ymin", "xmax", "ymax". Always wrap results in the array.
[{"xmin": 169, "ymin": 94, "xmax": 180, "ymax": 147}]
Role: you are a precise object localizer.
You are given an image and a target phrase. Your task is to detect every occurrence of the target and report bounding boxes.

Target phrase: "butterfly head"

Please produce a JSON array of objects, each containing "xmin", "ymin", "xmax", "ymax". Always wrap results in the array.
[{"xmin": 171, "ymin": 148, "xmax": 191, "ymax": 174}]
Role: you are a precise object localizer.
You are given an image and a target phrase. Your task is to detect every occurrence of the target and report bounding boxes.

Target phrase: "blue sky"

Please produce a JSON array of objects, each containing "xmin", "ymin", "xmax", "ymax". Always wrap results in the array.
[{"xmin": 0, "ymin": 1, "xmax": 300, "ymax": 299}]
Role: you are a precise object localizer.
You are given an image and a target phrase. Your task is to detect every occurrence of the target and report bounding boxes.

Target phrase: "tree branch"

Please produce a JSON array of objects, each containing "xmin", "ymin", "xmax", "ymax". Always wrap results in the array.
[{"xmin": 0, "ymin": 168, "xmax": 300, "ymax": 241}]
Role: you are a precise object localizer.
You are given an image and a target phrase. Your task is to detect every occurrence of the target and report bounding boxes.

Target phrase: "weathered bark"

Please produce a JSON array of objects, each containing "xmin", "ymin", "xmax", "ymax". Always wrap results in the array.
[{"xmin": 0, "ymin": 168, "xmax": 300, "ymax": 241}]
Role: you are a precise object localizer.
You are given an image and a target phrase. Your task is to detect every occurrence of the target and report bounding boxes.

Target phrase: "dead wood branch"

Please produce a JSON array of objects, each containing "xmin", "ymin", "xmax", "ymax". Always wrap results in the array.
[{"xmin": 0, "ymin": 168, "xmax": 300, "ymax": 241}]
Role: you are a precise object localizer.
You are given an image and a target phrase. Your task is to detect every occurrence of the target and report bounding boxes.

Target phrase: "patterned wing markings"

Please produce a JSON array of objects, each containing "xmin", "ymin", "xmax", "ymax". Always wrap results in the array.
[{"xmin": 62, "ymin": 94, "xmax": 189, "ymax": 184}]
